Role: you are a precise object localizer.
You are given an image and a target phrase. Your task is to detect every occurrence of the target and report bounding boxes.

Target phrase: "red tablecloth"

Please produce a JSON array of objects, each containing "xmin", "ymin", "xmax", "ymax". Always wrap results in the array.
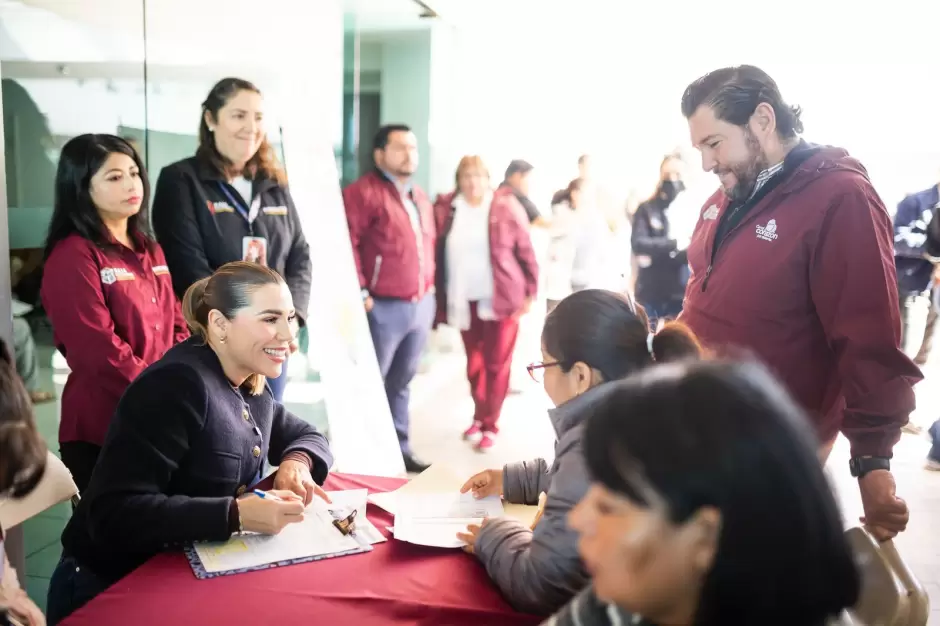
[{"xmin": 61, "ymin": 473, "xmax": 542, "ymax": 626}]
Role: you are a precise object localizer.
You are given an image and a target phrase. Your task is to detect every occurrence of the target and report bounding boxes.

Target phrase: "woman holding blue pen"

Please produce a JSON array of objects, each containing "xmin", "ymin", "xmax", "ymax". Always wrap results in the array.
[
  {"xmin": 152, "ymin": 77, "xmax": 312, "ymax": 403},
  {"xmin": 46, "ymin": 262, "xmax": 332, "ymax": 625}
]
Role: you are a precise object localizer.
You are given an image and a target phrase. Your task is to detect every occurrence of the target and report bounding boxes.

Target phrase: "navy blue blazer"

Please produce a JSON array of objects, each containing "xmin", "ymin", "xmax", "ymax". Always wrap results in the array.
[{"xmin": 60, "ymin": 337, "xmax": 333, "ymax": 584}]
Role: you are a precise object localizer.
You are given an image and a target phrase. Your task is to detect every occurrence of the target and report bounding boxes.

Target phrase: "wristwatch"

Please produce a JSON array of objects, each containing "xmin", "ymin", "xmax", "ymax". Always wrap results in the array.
[
  {"xmin": 361, "ymin": 288, "xmax": 370, "ymax": 301},
  {"xmin": 848, "ymin": 456, "xmax": 891, "ymax": 478}
]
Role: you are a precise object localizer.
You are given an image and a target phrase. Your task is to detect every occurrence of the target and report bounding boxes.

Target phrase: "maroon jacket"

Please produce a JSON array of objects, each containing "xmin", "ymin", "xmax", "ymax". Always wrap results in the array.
[
  {"xmin": 41, "ymin": 233, "xmax": 189, "ymax": 446},
  {"xmin": 342, "ymin": 170, "xmax": 436, "ymax": 301},
  {"xmin": 433, "ymin": 187, "xmax": 539, "ymax": 324},
  {"xmin": 682, "ymin": 145, "xmax": 922, "ymax": 458}
]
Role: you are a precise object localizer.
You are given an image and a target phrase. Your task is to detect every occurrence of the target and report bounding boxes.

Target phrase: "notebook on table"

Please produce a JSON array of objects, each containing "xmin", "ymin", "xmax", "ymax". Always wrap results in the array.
[{"xmin": 185, "ymin": 490, "xmax": 380, "ymax": 579}]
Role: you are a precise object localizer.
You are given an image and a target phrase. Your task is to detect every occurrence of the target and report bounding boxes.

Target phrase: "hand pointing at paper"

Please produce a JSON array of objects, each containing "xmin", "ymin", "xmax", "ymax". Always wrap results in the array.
[
  {"xmin": 459, "ymin": 469, "xmax": 503, "ymax": 499},
  {"xmin": 275, "ymin": 458, "xmax": 332, "ymax": 506}
]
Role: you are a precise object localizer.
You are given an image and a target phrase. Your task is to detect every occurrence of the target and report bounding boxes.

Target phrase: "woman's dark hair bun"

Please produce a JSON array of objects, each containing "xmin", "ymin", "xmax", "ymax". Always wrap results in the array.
[{"xmin": 651, "ymin": 321, "xmax": 703, "ymax": 363}]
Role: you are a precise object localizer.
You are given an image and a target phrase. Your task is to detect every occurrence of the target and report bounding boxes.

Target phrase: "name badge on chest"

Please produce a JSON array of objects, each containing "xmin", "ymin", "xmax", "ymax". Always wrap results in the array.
[{"xmin": 243, "ymin": 237, "xmax": 268, "ymax": 266}]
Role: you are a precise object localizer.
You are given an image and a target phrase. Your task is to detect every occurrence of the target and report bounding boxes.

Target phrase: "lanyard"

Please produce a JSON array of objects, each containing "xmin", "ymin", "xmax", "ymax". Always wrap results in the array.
[{"xmin": 216, "ymin": 182, "xmax": 256, "ymax": 231}]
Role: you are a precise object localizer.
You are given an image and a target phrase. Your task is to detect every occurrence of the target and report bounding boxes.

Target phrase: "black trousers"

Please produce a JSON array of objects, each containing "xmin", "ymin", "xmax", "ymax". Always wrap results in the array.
[{"xmin": 59, "ymin": 441, "xmax": 102, "ymax": 497}]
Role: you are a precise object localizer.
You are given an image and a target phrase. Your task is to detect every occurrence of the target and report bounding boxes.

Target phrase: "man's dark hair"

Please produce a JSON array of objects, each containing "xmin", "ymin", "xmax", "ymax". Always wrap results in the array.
[
  {"xmin": 504, "ymin": 159, "xmax": 533, "ymax": 180},
  {"xmin": 373, "ymin": 124, "xmax": 412, "ymax": 152},
  {"xmin": 680, "ymin": 65, "xmax": 804, "ymax": 139}
]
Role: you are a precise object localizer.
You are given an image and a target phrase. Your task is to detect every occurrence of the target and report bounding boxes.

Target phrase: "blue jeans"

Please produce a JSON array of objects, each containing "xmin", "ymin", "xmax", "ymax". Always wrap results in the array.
[
  {"xmin": 47, "ymin": 555, "xmax": 108, "ymax": 625},
  {"xmin": 267, "ymin": 363, "xmax": 288, "ymax": 402},
  {"xmin": 641, "ymin": 300, "xmax": 683, "ymax": 328},
  {"xmin": 367, "ymin": 293, "xmax": 435, "ymax": 455}
]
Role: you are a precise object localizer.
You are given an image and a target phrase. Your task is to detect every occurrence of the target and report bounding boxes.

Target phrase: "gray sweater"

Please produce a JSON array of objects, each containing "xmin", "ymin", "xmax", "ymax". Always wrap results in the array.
[
  {"xmin": 541, "ymin": 587, "xmax": 640, "ymax": 626},
  {"xmin": 473, "ymin": 383, "xmax": 615, "ymax": 615}
]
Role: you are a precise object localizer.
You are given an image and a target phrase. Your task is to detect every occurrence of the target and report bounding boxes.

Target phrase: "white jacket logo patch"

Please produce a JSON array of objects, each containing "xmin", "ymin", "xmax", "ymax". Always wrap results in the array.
[{"xmin": 756, "ymin": 219, "xmax": 778, "ymax": 242}]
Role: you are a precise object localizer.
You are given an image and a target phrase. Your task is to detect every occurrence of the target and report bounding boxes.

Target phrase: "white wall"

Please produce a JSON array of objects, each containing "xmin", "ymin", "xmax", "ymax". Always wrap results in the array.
[
  {"xmin": 378, "ymin": 30, "xmax": 433, "ymax": 192},
  {"xmin": 426, "ymin": 2, "xmax": 940, "ymax": 212}
]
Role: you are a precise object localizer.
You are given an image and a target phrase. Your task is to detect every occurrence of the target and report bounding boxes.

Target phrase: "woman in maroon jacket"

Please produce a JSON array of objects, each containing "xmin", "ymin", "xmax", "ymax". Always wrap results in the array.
[
  {"xmin": 41, "ymin": 134, "xmax": 189, "ymax": 494},
  {"xmin": 434, "ymin": 155, "xmax": 539, "ymax": 451}
]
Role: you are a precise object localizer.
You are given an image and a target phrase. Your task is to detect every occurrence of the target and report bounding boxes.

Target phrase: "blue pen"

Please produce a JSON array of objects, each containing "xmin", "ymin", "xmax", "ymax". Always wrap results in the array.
[{"xmin": 252, "ymin": 489, "xmax": 282, "ymax": 501}]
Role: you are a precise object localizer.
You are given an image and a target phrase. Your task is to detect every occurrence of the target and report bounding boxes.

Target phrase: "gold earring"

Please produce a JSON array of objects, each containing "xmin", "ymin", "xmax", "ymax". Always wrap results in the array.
[{"xmin": 220, "ymin": 336, "xmax": 227, "ymax": 344}]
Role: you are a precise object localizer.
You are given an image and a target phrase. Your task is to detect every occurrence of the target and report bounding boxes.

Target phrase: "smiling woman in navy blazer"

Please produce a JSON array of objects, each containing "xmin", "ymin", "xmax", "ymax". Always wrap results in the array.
[{"xmin": 45, "ymin": 262, "xmax": 333, "ymax": 625}]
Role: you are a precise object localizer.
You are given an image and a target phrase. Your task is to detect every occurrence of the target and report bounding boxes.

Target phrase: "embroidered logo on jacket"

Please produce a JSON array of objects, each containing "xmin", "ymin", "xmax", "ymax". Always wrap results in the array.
[
  {"xmin": 152, "ymin": 265, "xmax": 170, "ymax": 276},
  {"xmin": 100, "ymin": 267, "xmax": 135, "ymax": 285},
  {"xmin": 756, "ymin": 219, "xmax": 779, "ymax": 242},
  {"xmin": 262, "ymin": 206, "xmax": 288, "ymax": 216},
  {"xmin": 703, "ymin": 204, "xmax": 720, "ymax": 220}
]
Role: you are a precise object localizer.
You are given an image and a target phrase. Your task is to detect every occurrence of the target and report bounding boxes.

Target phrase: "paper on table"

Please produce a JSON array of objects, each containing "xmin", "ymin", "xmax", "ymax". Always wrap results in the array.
[
  {"xmin": 324, "ymin": 489, "xmax": 385, "ymax": 544},
  {"xmin": 393, "ymin": 492, "xmax": 504, "ymax": 548},
  {"xmin": 367, "ymin": 464, "xmax": 540, "ymax": 527},
  {"xmin": 193, "ymin": 497, "xmax": 366, "ymax": 574}
]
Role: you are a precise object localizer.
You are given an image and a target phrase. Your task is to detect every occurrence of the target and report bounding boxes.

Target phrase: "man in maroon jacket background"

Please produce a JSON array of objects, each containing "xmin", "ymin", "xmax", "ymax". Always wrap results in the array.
[
  {"xmin": 679, "ymin": 65, "xmax": 922, "ymax": 541},
  {"xmin": 343, "ymin": 124, "xmax": 436, "ymax": 473}
]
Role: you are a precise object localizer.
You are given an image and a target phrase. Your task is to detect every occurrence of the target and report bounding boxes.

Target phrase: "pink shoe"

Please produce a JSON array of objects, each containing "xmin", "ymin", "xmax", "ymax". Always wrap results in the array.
[
  {"xmin": 463, "ymin": 423, "xmax": 482, "ymax": 441},
  {"xmin": 476, "ymin": 433, "xmax": 496, "ymax": 452}
]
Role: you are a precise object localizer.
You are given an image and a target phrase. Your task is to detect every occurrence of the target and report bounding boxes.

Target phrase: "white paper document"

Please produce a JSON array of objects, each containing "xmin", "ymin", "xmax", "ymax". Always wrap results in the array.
[
  {"xmin": 324, "ymin": 489, "xmax": 386, "ymax": 545},
  {"xmin": 193, "ymin": 494, "xmax": 371, "ymax": 574},
  {"xmin": 393, "ymin": 492, "xmax": 504, "ymax": 548},
  {"xmin": 368, "ymin": 464, "xmax": 540, "ymax": 528}
]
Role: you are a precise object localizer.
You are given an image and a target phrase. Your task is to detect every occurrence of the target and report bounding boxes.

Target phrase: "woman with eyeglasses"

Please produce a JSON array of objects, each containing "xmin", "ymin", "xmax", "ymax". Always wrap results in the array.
[
  {"xmin": 544, "ymin": 361, "xmax": 859, "ymax": 626},
  {"xmin": 456, "ymin": 289, "xmax": 702, "ymax": 615}
]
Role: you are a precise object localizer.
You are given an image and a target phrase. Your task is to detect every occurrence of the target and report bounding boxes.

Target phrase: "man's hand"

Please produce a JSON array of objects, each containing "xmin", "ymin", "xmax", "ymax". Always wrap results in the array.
[
  {"xmin": 274, "ymin": 459, "xmax": 331, "ymax": 506},
  {"xmin": 364, "ymin": 296, "xmax": 374, "ymax": 313},
  {"xmin": 859, "ymin": 469, "xmax": 909, "ymax": 541}
]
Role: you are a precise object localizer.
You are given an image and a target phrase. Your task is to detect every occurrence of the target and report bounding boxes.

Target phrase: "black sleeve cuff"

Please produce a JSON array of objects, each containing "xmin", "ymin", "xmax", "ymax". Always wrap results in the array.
[{"xmin": 227, "ymin": 498, "xmax": 240, "ymax": 534}]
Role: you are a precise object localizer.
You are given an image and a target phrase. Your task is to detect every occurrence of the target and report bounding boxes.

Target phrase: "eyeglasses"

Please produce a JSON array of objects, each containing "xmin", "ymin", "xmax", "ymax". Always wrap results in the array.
[{"xmin": 526, "ymin": 361, "xmax": 561, "ymax": 383}]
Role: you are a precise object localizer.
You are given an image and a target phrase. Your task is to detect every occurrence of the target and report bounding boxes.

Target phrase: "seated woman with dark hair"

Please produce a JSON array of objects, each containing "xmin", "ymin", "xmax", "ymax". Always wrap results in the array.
[
  {"xmin": 46, "ymin": 262, "xmax": 333, "ymax": 625},
  {"xmin": 0, "ymin": 337, "xmax": 48, "ymax": 626},
  {"xmin": 456, "ymin": 289, "xmax": 703, "ymax": 615},
  {"xmin": 545, "ymin": 361, "xmax": 860, "ymax": 626}
]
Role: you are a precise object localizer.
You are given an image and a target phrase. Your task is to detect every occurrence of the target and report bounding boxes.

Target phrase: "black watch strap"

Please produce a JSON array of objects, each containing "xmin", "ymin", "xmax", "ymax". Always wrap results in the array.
[{"xmin": 849, "ymin": 456, "xmax": 890, "ymax": 478}]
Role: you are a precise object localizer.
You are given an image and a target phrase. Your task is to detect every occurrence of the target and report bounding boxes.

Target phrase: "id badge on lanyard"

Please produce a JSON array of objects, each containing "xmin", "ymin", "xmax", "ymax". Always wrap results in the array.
[{"xmin": 217, "ymin": 182, "xmax": 267, "ymax": 266}]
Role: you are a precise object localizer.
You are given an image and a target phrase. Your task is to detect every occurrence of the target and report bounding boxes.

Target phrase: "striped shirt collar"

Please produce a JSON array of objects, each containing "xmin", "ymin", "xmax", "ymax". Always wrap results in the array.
[{"xmin": 749, "ymin": 160, "xmax": 785, "ymax": 199}]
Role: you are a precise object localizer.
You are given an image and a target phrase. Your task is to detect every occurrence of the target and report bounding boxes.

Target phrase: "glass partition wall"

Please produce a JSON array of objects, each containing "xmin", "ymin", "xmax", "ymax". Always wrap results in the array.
[{"xmin": 0, "ymin": 0, "xmax": 411, "ymax": 591}]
